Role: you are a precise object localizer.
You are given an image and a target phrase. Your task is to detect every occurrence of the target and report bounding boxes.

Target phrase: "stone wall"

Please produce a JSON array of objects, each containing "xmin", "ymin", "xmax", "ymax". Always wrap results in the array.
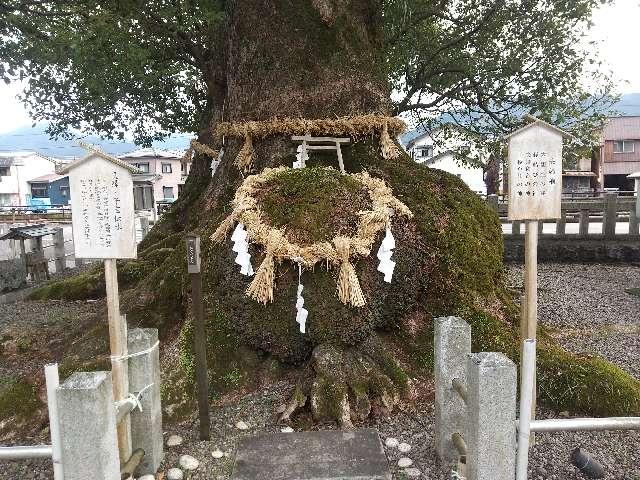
[
  {"xmin": 504, "ymin": 236, "xmax": 640, "ymax": 263},
  {"xmin": 0, "ymin": 258, "xmax": 26, "ymax": 292}
]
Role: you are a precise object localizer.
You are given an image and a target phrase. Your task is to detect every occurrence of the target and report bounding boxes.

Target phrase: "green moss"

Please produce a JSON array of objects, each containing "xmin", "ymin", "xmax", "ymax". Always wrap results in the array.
[
  {"xmin": 29, "ymin": 269, "xmax": 104, "ymax": 301},
  {"xmin": 259, "ymin": 167, "xmax": 370, "ymax": 244},
  {"xmin": 0, "ymin": 376, "xmax": 41, "ymax": 421},
  {"xmin": 625, "ymin": 287, "xmax": 640, "ymax": 298},
  {"xmin": 178, "ymin": 306, "xmax": 264, "ymax": 401}
]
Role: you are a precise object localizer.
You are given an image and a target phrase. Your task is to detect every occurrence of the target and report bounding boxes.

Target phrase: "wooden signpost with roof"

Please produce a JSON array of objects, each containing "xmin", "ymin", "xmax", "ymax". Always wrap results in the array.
[
  {"xmin": 60, "ymin": 144, "xmax": 140, "ymax": 462},
  {"xmin": 505, "ymin": 115, "xmax": 575, "ymax": 438}
]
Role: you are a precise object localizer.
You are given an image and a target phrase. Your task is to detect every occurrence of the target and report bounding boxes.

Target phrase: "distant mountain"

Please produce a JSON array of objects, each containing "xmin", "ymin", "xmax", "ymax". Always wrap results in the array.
[
  {"xmin": 400, "ymin": 93, "xmax": 640, "ymax": 146},
  {"xmin": 614, "ymin": 93, "xmax": 640, "ymax": 116},
  {"xmin": 0, "ymin": 122, "xmax": 191, "ymax": 159}
]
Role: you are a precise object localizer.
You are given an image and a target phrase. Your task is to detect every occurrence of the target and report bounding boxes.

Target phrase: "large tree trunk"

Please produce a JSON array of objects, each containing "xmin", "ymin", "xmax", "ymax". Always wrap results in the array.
[{"xmin": 114, "ymin": 0, "xmax": 640, "ymax": 427}]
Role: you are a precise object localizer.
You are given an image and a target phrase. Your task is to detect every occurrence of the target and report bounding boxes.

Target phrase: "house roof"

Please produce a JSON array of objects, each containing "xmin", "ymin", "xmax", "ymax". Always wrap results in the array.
[
  {"xmin": 602, "ymin": 116, "xmax": 640, "ymax": 142},
  {"xmin": 503, "ymin": 114, "xmax": 577, "ymax": 141},
  {"xmin": 27, "ymin": 173, "xmax": 67, "ymax": 183},
  {"xmin": 0, "ymin": 224, "xmax": 58, "ymax": 241},
  {"xmin": 59, "ymin": 143, "xmax": 141, "ymax": 174},
  {"xmin": 120, "ymin": 147, "xmax": 181, "ymax": 159}
]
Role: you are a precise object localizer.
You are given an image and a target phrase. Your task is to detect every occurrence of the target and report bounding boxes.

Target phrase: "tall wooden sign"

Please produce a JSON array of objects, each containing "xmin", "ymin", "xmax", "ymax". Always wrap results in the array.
[
  {"xmin": 185, "ymin": 235, "xmax": 210, "ymax": 440},
  {"xmin": 505, "ymin": 116, "xmax": 573, "ymax": 442},
  {"xmin": 61, "ymin": 146, "xmax": 140, "ymax": 461}
]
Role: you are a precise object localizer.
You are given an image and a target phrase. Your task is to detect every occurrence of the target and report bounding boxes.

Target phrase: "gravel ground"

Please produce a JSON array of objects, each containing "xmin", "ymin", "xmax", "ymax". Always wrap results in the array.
[{"xmin": 1, "ymin": 263, "xmax": 639, "ymax": 479}]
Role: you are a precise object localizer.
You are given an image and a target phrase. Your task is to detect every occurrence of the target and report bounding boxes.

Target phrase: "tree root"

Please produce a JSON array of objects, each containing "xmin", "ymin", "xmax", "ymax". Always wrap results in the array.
[{"xmin": 279, "ymin": 339, "xmax": 410, "ymax": 428}]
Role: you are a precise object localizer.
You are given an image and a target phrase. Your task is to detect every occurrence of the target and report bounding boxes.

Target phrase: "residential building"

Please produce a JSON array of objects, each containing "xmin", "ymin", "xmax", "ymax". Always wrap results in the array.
[
  {"xmin": 119, "ymin": 148, "xmax": 190, "ymax": 202},
  {"xmin": 404, "ymin": 128, "xmax": 488, "ymax": 194},
  {"xmin": 0, "ymin": 152, "xmax": 57, "ymax": 206},
  {"xmin": 597, "ymin": 116, "xmax": 640, "ymax": 191},
  {"xmin": 27, "ymin": 173, "xmax": 71, "ymax": 206},
  {"xmin": 562, "ymin": 157, "xmax": 596, "ymax": 194}
]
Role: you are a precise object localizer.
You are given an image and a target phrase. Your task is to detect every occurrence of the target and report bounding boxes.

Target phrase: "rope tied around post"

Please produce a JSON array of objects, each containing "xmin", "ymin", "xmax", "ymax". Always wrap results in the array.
[{"xmin": 110, "ymin": 340, "xmax": 159, "ymax": 363}]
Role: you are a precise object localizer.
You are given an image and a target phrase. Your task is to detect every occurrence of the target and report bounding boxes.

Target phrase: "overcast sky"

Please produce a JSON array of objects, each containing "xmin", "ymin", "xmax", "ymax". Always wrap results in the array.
[{"xmin": 0, "ymin": 0, "xmax": 639, "ymax": 135}]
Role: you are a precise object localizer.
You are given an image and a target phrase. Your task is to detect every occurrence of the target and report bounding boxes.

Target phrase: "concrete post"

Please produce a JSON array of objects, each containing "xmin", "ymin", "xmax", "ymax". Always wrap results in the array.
[
  {"xmin": 139, "ymin": 217, "xmax": 150, "ymax": 240},
  {"xmin": 53, "ymin": 227, "xmax": 65, "ymax": 273},
  {"xmin": 128, "ymin": 328, "xmax": 163, "ymax": 475},
  {"xmin": 603, "ymin": 192, "xmax": 617, "ymax": 239},
  {"xmin": 512, "ymin": 221, "xmax": 521, "ymax": 235},
  {"xmin": 487, "ymin": 194, "xmax": 498, "ymax": 212},
  {"xmin": 56, "ymin": 371, "xmax": 120, "ymax": 480},
  {"xmin": 434, "ymin": 316, "xmax": 471, "ymax": 465},
  {"xmin": 466, "ymin": 352, "xmax": 517, "ymax": 480}
]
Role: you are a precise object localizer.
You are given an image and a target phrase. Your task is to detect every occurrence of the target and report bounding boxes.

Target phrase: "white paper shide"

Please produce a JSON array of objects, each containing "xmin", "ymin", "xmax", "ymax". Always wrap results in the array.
[
  {"xmin": 295, "ymin": 266, "xmax": 308, "ymax": 333},
  {"xmin": 377, "ymin": 226, "xmax": 396, "ymax": 283},
  {"xmin": 232, "ymin": 223, "xmax": 254, "ymax": 276},
  {"xmin": 293, "ymin": 144, "xmax": 308, "ymax": 169}
]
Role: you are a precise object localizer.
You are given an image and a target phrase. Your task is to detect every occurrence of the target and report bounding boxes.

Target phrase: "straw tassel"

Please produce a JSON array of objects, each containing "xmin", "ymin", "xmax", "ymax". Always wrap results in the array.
[
  {"xmin": 380, "ymin": 122, "xmax": 401, "ymax": 160},
  {"xmin": 246, "ymin": 230, "xmax": 283, "ymax": 304},
  {"xmin": 211, "ymin": 214, "xmax": 236, "ymax": 243},
  {"xmin": 235, "ymin": 128, "xmax": 256, "ymax": 173},
  {"xmin": 333, "ymin": 236, "xmax": 366, "ymax": 307}
]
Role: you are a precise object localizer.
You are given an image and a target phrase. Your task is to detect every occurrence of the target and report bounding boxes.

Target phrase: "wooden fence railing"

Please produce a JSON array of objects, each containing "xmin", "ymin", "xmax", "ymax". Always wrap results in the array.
[{"xmin": 486, "ymin": 192, "xmax": 639, "ymax": 239}]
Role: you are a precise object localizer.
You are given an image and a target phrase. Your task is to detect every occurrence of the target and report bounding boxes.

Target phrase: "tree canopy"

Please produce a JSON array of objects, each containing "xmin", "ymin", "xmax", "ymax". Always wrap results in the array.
[{"xmin": 0, "ymin": 0, "xmax": 615, "ymax": 147}]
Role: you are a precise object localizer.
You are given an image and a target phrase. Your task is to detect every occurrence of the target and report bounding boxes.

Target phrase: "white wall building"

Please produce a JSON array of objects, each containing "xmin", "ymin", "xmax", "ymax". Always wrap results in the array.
[
  {"xmin": 0, "ymin": 152, "xmax": 57, "ymax": 206},
  {"xmin": 404, "ymin": 128, "xmax": 488, "ymax": 195},
  {"xmin": 119, "ymin": 148, "xmax": 190, "ymax": 201}
]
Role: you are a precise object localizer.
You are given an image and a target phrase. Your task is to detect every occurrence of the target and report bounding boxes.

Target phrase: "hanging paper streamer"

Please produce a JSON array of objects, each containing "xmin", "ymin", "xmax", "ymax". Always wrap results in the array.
[
  {"xmin": 295, "ymin": 264, "xmax": 308, "ymax": 333},
  {"xmin": 293, "ymin": 144, "xmax": 308, "ymax": 169},
  {"xmin": 376, "ymin": 226, "xmax": 396, "ymax": 283},
  {"xmin": 231, "ymin": 223, "xmax": 254, "ymax": 276}
]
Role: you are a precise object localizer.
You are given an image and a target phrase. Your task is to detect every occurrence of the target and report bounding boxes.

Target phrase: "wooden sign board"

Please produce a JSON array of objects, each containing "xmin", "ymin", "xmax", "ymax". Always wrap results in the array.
[
  {"xmin": 66, "ymin": 153, "xmax": 137, "ymax": 259},
  {"xmin": 507, "ymin": 123, "xmax": 563, "ymax": 221},
  {"xmin": 186, "ymin": 235, "xmax": 201, "ymax": 274}
]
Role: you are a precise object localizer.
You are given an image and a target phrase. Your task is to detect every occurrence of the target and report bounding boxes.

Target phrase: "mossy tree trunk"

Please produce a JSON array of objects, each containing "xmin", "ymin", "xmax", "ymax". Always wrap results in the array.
[{"xmin": 40, "ymin": 1, "xmax": 640, "ymax": 425}]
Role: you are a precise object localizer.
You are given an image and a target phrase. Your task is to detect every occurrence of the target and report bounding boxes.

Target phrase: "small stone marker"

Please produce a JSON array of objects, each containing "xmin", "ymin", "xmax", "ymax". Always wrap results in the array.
[{"xmin": 231, "ymin": 429, "xmax": 391, "ymax": 480}]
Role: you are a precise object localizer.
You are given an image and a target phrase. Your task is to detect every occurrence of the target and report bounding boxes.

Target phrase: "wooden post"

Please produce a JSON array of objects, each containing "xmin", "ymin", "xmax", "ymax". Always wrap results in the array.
[
  {"xmin": 523, "ymin": 220, "xmax": 538, "ymax": 441},
  {"xmin": 104, "ymin": 258, "xmax": 131, "ymax": 461},
  {"xmin": 186, "ymin": 235, "xmax": 210, "ymax": 440},
  {"xmin": 512, "ymin": 221, "xmax": 521, "ymax": 235},
  {"xmin": 335, "ymin": 141, "xmax": 345, "ymax": 173}
]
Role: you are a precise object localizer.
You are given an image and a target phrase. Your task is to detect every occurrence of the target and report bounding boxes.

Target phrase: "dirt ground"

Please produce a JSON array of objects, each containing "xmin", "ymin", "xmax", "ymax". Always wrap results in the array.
[{"xmin": 0, "ymin": 262, "xmax": 638, "ymax": 479}]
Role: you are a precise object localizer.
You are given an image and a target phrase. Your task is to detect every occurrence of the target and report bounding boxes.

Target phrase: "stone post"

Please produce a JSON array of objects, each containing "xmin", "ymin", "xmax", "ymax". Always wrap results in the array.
[
  {"xmin": 603, "ymin": 192, "xmax": 617, "ymax": 239},
  {"xmin": 53, "ymin": 227, "xmax": 65, "ymax": 273},
  {"xmin": 487, "ymin": 194, "xmax": 498, "ymax": 212},
  {"xmin": 139, "ymin": 217, "xmax": 150, "ymax": 240},
  {"xmin": 128, "ymin": 328, "xmax": 163, "ymax": 475},
  {"xmin": 56, "ymin": 371, "xmax": 120, "ymax": 480},
  {"xmin": 466, "ymin": 352, "xmax": 517, "ymax": 480},
  {"xmin": 434, "ymin": 316, "xmax": 471, "ymax": 465}
]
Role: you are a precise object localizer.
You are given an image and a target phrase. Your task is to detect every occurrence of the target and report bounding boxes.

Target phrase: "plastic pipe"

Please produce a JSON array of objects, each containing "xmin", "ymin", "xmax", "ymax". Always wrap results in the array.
[
  {"xmin": 570, "ymin": 448, "xmax": 605, "ymax": 478},
  {"xmin": 0, "ymin": 445, "xmax": 52, "ymax": 460},
  {"xmin": 529, "ymin": 416, "xmax": 640, "ymax": 432},
  {"xmin": 44, "ymin": 364, "xmax": 64, "ymax": 480},
  {"xmin": 516, "ymin": 339, "xmax": 536, "ymax": 480}
]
